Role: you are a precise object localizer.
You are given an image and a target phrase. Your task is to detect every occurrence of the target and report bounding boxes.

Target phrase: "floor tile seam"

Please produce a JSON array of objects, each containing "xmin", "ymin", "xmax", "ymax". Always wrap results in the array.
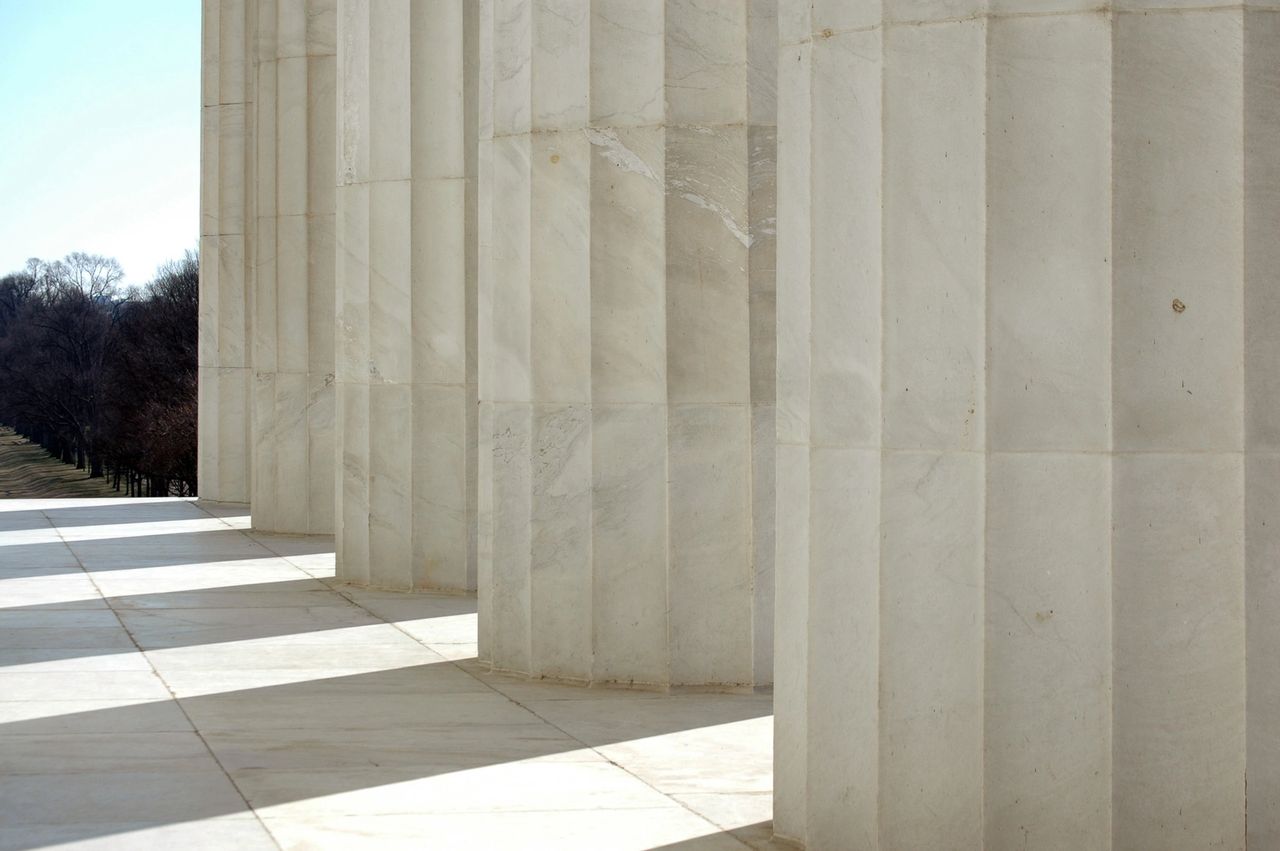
[
  {"xmin": 189, "ymin": 503, "xmax": 353, "ymax": 599},
  {"xmin": 41, "ymin": 508, "xmax": 287, "ymax": 851},
  {"xmin": 672, "ymin": 790, "xmax": 774, "ymax": 797},
  {"xmin": 189, "ymin": 502, "xmax": 750, "ymax": 846},
  {"xmin": 251, "ymin": 803, "xmax": 720, "ymax": 817},
  {"xmin": 0, "ymin": 729, "xmax": 199, "ymax": 736},
  {"xmin": 0, "ymin": 626, "xmax": 124, "ymax": 630},
  {"xmin": 3, "ymin": 764, "xmax": 228, "ymax": 777},
  {"xmin": 318, "ymin": 578, "xmax": 753, "ymax": 847},
  {"xmin": 252, "ymin": 804, "xmax": 707, "ymax": 816},
  {"xmin": 0, "ymin": 669, "xmax": 154, "ymax": 675},
  {"xmin": 189, "ymin": 500, "xmax": 247, "ymax": 531},
  {"xmin": 0, "ymin": 731, "xmax": 194, "ymax": 737},
  {"xmin": 0, "ymin": 606, "xmax": 114, "ymax": 611},
  {"xmin": 0, "ymin": 815, "xmax": 263, "ymax": 829},
  {"xmin": 0, "ymin": 696, "xmax": 174, "ymax": 703}
]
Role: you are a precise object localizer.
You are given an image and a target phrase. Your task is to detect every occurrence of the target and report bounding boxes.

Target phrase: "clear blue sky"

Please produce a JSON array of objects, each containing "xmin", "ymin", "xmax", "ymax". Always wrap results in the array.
[{"xmin": 0, "ymin": 0, "xmax": 200, "ymax": 285}]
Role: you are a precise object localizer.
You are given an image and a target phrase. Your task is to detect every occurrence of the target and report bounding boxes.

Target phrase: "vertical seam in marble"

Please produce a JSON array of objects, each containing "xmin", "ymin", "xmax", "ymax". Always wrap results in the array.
[
  {"xmin": 583, "ymin": 0, "xmax": 596, "ymax": 684},
  {"xmin": 1107, "ymin": 10, "xmax": 1119, "ymax": 846},
  {"xmin": 803, "ymin": 0, "xmax": 816, "ymax": 835},
  {"xmin": 301, "ymin": 44, "xmax": 314, "ymax": 532},
  {"xmin": 1238, "ymin": 9, "xmax": 1249, "ymax": 838},
  {"xmin": 407, "ymin": 5, "xmax": 420, "ymax": 584},
  {"xmin": 875, "ymin": 14, "xmax": 888, "ymax": 844},
  {"xmin": 362, "ymin": 178, "xmax": 374, "ymax": 581},
  {"xmin": 979, "ymin": 11, "xmax": 991, "ymax": 845},
  {"xmin": 745, "ymin": 0, "xmax": 758, "ymax": 681},
  {"xmin": 219, "ymin": 495, "xmax": 745, "ymax": 847},
  {"xmin": 45, "ymin": 504, "xmax": 286, "ymax": 851},
  {"xmin": 660, "ymin": 0, "xmax": 674, "ymax": 690},
  {"xmin": 526, "ymin": 0, "xmax": 538, "ymax": 674}
]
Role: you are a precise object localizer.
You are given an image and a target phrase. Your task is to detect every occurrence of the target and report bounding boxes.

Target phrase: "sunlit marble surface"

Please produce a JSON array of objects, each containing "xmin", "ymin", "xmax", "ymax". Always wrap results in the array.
[
  {"xmin": 0, "ymin": 498, "xmax": 777, "ymax": 851},
  {"xmin": 333, "ymin": 0, "xmax": 478, "ymax": 593},
  {"xmin": 775, "ymin": 2, "xmax": 1278, "ymax": 848},
  {"xmin": 476, "ymin": 0, "xmax": 777, "ymax": 690}
]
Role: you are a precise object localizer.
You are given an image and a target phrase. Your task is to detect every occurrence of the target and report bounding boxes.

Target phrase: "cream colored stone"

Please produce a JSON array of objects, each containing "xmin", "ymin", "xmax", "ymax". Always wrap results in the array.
[
  {"xmin": 988, "ymin": 13, "xmax": 1111, "ymax": 454},
  {"xmin": 1113, "ymin": 9, "xmax": 1244, "ymax": 454},
  {"xmin": 199, "ymin": 1, "xmax": 255, "ymax": 505},
  {"xmin": 985, "ymin": 453, "xmax": 1112, "ymax": 850},
  {"xmin": 0, "ymin": 499, "xmax": 778, "ymax": 851},
  {"xmin": 1245, "ymin": 12, "xmax": 1280, "ymax": 849},
  {"xmin": 249, "ymin": 0, "xmax": 336, "ymax": 535},
  {"xmin": 808, "ymin": 29, "xmax": 881, "ymax": 451},
  {"xmin": 1112, "ymin": 454, "xmax": 1245, "ymax": 849},
  {"xmin": 191, "ymin": 1, "xmax": 1280, "ymax": 844},
  {"xmin": 774, "ymin": 3, "xmax": 1270, "ymax": 847},
  {"xmin": 477, "ymin": 0, "xmax": 775, "ymax": 688},
  {"xmin": 881, "ymin": 19, "xmax": 985, "ymax": 452},
  {"xmin": 334, "ymin": 0, "xmax": 477, "ymax": 592},
  {"xmin": 879, "ymin": 451, "xmax": 984, "ymax": 848}
]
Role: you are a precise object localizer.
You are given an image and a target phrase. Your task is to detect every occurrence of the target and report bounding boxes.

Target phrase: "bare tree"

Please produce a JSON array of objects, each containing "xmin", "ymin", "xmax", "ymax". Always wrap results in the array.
[{"xmin": 0, "ymin": 251, "xmax": 198, "ymax": 494}]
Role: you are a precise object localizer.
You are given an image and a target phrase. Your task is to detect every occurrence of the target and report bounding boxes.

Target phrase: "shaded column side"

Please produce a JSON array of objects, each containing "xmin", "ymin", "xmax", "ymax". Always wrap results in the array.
[{"xmin": 1244, "ymin": 8, "xmax": 1280, "ymax": 849}]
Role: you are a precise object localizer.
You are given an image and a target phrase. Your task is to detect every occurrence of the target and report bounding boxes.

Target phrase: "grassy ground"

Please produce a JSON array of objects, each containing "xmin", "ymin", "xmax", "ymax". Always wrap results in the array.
[{"xmin": 0, "ymin": 427, "xmax": 123, "ymax": 499}]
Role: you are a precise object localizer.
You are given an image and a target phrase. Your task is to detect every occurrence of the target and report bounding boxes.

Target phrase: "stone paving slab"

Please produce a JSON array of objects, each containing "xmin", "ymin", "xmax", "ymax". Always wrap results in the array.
[{"xmin": 0, "ymin": 498, "xmax": 780, "ymax": 850}]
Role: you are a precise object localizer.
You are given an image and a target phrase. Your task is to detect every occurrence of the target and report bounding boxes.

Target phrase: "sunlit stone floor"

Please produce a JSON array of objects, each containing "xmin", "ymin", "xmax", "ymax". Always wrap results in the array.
[{"xmin": 0, "ymin": 498, "xmax": 777, "ymax": 850}]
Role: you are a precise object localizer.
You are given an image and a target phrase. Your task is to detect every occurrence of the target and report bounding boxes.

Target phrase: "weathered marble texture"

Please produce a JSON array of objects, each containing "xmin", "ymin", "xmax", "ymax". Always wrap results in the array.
[
  {"xmin": 333, "ymin": 0, "xmax": 478, "ymax": 591},
  {"xmin": 199, "ymin": 0, "xmax": 256, "ymax": 504},
  {"xmin": 775, "ymin": 3, "xmax": 1280, "ymax": 849},
  {"xmin": 476, "ymin": 0, "xmax": 777, "ymax": 688},
  {"xmin": 248, "ymin": 0, "xmax": 337, "ymax": 535}
]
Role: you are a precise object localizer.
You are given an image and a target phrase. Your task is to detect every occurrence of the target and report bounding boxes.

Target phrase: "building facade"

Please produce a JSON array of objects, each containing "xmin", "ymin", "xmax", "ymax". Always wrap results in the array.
[{"xmin": 201, "ymin": 1, "xmax": 1280, "ymax": 847}]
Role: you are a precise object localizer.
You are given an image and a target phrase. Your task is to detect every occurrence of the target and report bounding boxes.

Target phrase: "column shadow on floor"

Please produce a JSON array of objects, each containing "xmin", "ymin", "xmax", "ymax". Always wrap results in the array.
[
  {"xmin": 0, "ymin": 500, "xmax": 774, "ymax": 849},
  {"xmin": 0, "ymin": 659, "xmax": 772, "ymax": 849},
  {"xmin": 0, "ymin": 529, "xmax": 333, "ymax": 575},
  {"xmin": 0, "ymin": 499, "xmax": 239, "ymax": 528},
  {"xmin": 0, "ymin": 578, "xmax": 477, "ymax": 668}
]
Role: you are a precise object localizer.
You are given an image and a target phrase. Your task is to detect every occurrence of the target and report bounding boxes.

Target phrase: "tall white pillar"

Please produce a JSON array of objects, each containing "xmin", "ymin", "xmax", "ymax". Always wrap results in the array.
[
  {"xmin": 250, "ymin": 0, "xmax": 337, "ymax": 534},
  {"xmin": 775, "ymin": 2, "xmax": 1278, "ymax": 848},
  {"xmin": 334, "ymin": 0, "xmax": 477, "ymax": 591},
  {"xmin": 476, "ymin": 0, "xmax": 777, "ymax": 687},
  {"xmin": 199, "ymin": 0, "xmax": 255, "ymax": 504}
]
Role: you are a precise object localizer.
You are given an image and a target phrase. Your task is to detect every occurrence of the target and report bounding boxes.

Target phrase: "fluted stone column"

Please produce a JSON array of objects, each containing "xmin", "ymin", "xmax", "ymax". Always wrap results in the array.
[
  {"xmin": 775, "ymin": 3, "xmax": 1279, "ymax": 848},
  {"xmin": 1244, "ymin": 13, "xmax": 1280, "ymax": 847},
  {"xmin": 249, "ymin": 0, "xmax": 337, "ymax": 534},
  {"xmin": 199, "ymin": 0, "xmax": 255, "ymax": 504},
  {"xmin": 476, "ymin": 0, "xmax": 777, "ymax": 687},
  {"xmin": 334, "ymin": 0, "xmax": 478, "ymax": 590}
]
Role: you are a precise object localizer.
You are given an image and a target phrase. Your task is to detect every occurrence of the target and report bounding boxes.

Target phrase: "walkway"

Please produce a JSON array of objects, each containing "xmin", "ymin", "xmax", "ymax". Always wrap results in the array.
[
  {"xmin": 0, "ymin": 499, "xmax": 776, "ymax": 850},
  {"xmin": 0, "ymin": 430, "xmax": 121, "ymax": 500}
]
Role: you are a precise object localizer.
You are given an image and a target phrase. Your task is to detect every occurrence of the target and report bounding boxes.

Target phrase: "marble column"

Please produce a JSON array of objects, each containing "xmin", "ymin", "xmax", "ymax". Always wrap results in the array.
[
  {"xmin": 1244, "ymin": 12, "xmax": 1280, "ymax": 847},
  {"xmin": 775, "ymin": 2, "xmax": 1278, "ymax": 848},
  {"xmin": 199, "ymin": 0, "xmax": 255, "ymax": 504},
  {"xmin": 476, "ymin": 0, "xmax": 777, "ymax": 687},
  {"xmin": 334, "ymin": 0, "xmax": 478, "ymax": 590},
  {"xmin": 249, "ymin": 0, "xmax": 337, "ymax": 534}
]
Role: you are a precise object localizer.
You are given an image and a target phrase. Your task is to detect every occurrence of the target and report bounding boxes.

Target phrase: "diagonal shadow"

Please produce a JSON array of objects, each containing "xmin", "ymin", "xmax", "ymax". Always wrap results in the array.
[
  {"xmin": 0, "ymin": 499, "xmax": 239, "ymax": 528},
  {"xmin": 1, "ymin": 501, "xmax": 774, "ymax": 848},
  {"xmin": 0, "ymin": 529, "xmax": 333, "ymax": 574},
  {"xmin": 0, "ymin": 660, "xmax": 772, "ymax": 849},
  {"xmin": 0, "ymin": 578, "xmax": 476, "ymax": 667},
  {"xmin": 649, "ymin": 823, "xmax": 778, "ymax": 849}
]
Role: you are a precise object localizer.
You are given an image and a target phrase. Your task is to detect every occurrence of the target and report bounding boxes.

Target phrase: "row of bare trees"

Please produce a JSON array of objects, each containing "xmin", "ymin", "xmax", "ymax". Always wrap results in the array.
[{"xmin": 0, "ymin": 251, "xmax": 199, "ymax": 496}]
